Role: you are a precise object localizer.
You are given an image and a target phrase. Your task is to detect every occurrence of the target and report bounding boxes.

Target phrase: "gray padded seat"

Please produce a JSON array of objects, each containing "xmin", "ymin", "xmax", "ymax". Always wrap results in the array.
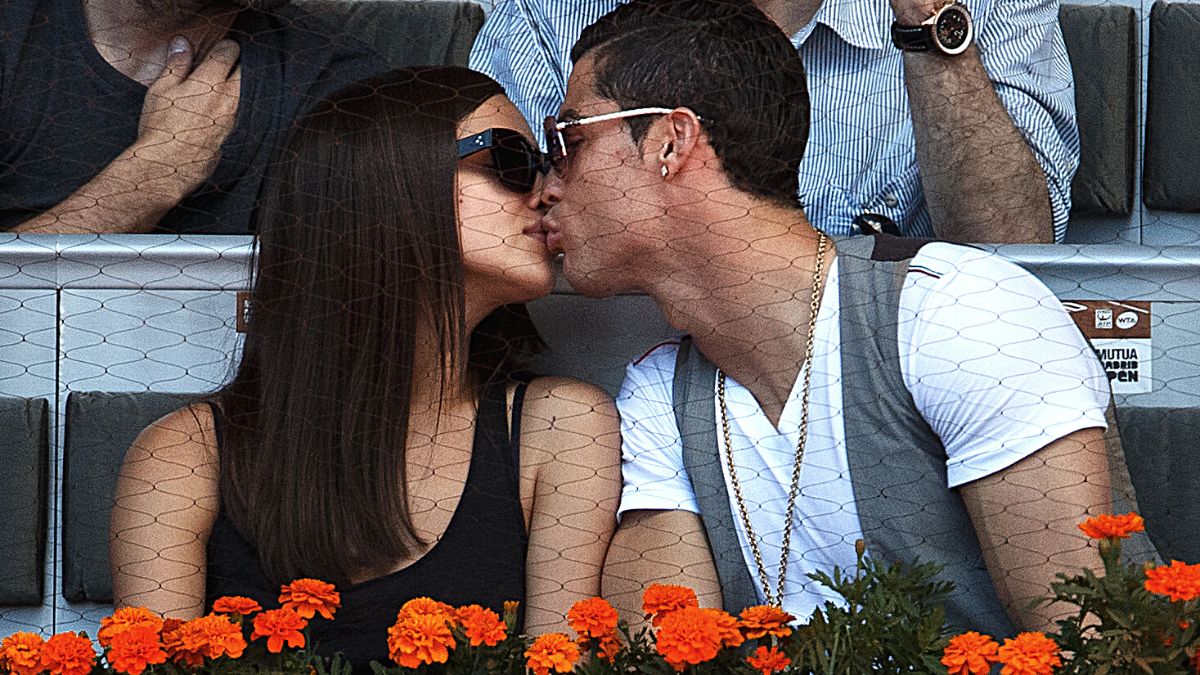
[
  {"xmin": 0, "ymin": 397, "xmax": 48, "ymax": 605},
  {"xmin": 1117, "ymin": 407, "xmax": 1200, "ymax": 564},
  {"xmin": 62, "ymin": 392, "xmax": 201, "ymax": 603},
  {"xmin": 293, "ymin": 0, "xmax": 485, "ymax": 68},
  {"xmin": 1060, "ymin": 4, "xmax": 1138, "ymax": 217},
  {"xmin": 1144, "ymin": 1, "xmax": 1200, "ymax": 211}
]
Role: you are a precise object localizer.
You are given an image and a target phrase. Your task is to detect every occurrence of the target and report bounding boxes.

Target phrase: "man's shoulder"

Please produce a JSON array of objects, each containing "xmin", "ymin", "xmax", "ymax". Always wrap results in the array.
[
  {"xmin": 837, "ymin": 238, "xmax": 1031, "ymax": 293},
  {"xmin": 632, "ymin": 340, "xmax": 682, "ymax": 368},
  {"xmin": 619, "ymin": 340, "xmax": 682, "ymax": 404},
  {"xmin": 911, "ymin": 242, "xmax": 1039, "ymax": 284},
  {"xmin": 886, "ymin": 241, "xmax": 1057, "ymax": 325}
]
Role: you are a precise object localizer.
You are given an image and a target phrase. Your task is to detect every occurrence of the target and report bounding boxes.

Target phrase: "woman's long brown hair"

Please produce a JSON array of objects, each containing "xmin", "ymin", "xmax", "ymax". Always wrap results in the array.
[{"xmin": 217, "ymin": 67, "xmax": 541, "ymax": 586}]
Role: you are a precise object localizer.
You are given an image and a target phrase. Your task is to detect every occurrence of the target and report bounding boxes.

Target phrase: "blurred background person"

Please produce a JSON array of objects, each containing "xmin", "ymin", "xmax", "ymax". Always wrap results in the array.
[{"xmin": 0, "ymin": 0, "xmax": 387, "ymax": 233}]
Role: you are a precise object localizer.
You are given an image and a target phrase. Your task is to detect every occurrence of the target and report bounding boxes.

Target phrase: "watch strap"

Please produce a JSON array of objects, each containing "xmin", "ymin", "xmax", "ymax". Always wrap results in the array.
[{"xmin": 890, "ymin": 23, "xmax": 933, "ymax": 51}]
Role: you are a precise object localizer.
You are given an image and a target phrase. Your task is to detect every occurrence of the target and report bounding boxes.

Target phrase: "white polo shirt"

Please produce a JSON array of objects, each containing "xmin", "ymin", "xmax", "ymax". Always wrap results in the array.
[{"xmin": 616, "ymin": 243, "xmax": 1110, "ymax": 619}]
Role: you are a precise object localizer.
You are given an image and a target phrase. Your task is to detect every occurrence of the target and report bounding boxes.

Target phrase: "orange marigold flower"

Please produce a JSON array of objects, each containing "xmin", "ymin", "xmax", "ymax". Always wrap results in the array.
[
  {"xmin": 746, "ymin": 645, "xmax": 791, "ymax": 675},
  {"xmin": 98, "ymin": 606, "xmax": 164, "ymax": 648},
  {"xmin": 567, "ymin": 597, "xmax": 619, "ymax": 640},
  {"xmin": 708, "ymin": 608, "xmax": 745, "ymax": 649},
  {"xmin": 39, "ymin": 632, "xmax": 95, "ymax": 675},
  {"xmin": 211, "ymin": 596, "xmax": 262, "ymax": 617},
  {"xmin": 107, "ymin": 625, "xmax": 166, "ymax": 675},
  {"xmin": 596, "ymin": 634, "xmax": 622, "ymax": 663},
  {"xmin": 398, "ymin": 597, "xmax": 458, "ymax": 626},
  {"xmin": 525, "ymin": 633, "xmax": 580, "ymax": 675},
  {"xmin": 1, "ymin": 632, "xmax": 45, "ymax": 675},
  {"xmin": 455, "ymin": 605, "xmax": 507, "ymax": 647},
  {"xmin": 997, "ymin": 632, "xmax": 1062, "ymax": 675},
  {"xmin": 160, "ymin": 618, "xmax": 202, "ymax": 668},
  {"xmin": 942, "ymin": 632, "xmax": 1001, "ymax": 675},
  {"xmin": 387, "ymin": 613, "xmax": 456, "ymax": 668},
  {"xmin": 179, "ymin": 614, "xmax": 247, "ymax": 660},
  {"xmin": 251, "ymin": 608, "xmax": 307, "ymax": 654},
  {"xmin": 1144, "ymin": 560, "xmax": 1200, "ymax": 602},
  {"xmin": 642, "ymin": 584, "xmax": 699, "ymax": 627},
  {"xmin": 655, "ymin": 606, "xmax": 729, "ymax": 671},
  {"xmin": 739, "ymin": 605, "xmax": 794, "ymax": 640},
  {"xmin": 279, "ymin": 579, "xmax": 340, "ymax": 621},
  {"xmin": 1078, "ymin": 513, "xmax": 1145, "ymax": 540}
]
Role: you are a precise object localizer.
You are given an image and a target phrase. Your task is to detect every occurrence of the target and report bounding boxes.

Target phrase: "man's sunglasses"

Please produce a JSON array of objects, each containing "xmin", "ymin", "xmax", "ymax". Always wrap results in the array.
[
  {"xmin": 543, "ymin": 107, "xmax": 679, "ymax": 177},
  {"xmin": 457, "ymin": 128, "xmax": 548, "ymax": 193}
]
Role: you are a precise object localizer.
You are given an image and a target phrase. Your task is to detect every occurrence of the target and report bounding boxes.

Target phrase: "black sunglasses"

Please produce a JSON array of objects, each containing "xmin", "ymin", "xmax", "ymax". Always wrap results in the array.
[{"xmin": 456, "ymin": 128, "xmax": 548, "ymax": 193}]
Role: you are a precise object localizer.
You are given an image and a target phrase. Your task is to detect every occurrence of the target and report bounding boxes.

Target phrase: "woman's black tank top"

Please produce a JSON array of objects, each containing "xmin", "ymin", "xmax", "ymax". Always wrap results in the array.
[{"xmin": 204, "ymin": 380, "xmax": 529, "ymax": 670}]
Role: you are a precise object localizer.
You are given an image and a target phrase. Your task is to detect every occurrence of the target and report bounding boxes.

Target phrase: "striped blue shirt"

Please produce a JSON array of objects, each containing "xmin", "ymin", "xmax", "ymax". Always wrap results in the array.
[{"xmin": 470, "ymin": 0, "xmax": 1079, "ymax": 241}]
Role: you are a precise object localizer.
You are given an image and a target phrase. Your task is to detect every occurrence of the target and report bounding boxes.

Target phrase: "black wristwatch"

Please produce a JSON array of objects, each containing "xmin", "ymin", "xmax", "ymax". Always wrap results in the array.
[{"xmin": 891, "ymin": 2, "xmax": 974, "ymax": 55}]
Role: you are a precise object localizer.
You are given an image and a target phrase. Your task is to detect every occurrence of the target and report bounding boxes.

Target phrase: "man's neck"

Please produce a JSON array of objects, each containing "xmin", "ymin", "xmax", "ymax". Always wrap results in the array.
[
  {"xmin": 754, "ymin": 0, "xmax": 823, "ymax": 37},
  {"xmin": 643, "ymin": 202, "xmax": 832, "ymax": 428},
  {"xmin": 83, "ymin": 0, "xmax": 238, "ymax": 85}
]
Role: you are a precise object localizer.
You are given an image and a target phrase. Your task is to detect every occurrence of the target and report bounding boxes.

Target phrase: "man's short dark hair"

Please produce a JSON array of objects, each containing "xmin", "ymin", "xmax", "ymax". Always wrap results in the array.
[{"xmin": 571, "ymin": 0, "xmax": 809, "ymax": 206}]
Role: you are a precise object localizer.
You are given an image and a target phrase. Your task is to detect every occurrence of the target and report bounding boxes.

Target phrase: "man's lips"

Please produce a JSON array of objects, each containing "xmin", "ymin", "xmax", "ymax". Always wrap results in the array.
[
  {"xmin": 534, "ymin": 216, "xmax": 564, "ymax": 254},
  {"xmin": 522, "ymin": 220, "xmax": 548, "ymax": 247}
]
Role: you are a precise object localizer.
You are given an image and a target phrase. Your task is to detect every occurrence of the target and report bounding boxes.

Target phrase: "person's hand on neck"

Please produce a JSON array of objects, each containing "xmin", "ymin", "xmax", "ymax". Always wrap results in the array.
[{"xmin": 83, "ymin": 0, "xmax": 239, "ymax": 85}]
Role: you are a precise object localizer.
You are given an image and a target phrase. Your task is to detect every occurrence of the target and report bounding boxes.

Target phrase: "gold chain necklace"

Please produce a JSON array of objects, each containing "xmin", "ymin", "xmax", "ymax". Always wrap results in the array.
[{"xmin": 717, "ymin": 232, "xmax": 828, "ymax": 608}]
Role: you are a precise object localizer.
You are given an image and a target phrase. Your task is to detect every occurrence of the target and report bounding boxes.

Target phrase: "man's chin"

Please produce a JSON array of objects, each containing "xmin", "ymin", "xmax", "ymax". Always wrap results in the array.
[{"xmin": 561, "ymin": 258, "xmax": 622, "ymax": 299}]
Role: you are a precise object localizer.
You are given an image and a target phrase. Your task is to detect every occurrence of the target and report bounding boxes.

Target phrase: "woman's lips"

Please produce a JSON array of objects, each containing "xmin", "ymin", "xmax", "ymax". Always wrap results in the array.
[{"xmin": 531, "ymin": 216, "xmax": 564, "ymax": 254}]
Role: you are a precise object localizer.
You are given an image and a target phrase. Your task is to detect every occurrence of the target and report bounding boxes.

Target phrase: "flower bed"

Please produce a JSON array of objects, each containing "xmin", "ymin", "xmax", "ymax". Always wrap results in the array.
[{"xmin": 1, "ymin": 514, "xmax": 1198, "ymax": 675}]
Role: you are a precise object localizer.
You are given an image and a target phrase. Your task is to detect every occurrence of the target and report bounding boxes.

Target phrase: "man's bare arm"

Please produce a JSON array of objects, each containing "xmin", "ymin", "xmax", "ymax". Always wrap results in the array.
[
  {"xmin": 902, "ymin": 46, "xmax": 1054, "ymax": 244},
  {"xmin": 602, "ymin": 509, "xmax": 722, "ymax": 629},
  {"xmin": 14, "ymin": 38, "xmax": 241, "ymax": 234},
  {"xmin": 959, "ymin": 427, "xmax": 1111, "ymax": 632}
]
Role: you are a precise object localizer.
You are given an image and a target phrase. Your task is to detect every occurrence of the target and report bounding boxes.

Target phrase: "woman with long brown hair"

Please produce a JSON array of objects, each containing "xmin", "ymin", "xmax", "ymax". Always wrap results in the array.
[{"xmin": 109, "ymin": 66, "xmax": 621, "ymax": 666}]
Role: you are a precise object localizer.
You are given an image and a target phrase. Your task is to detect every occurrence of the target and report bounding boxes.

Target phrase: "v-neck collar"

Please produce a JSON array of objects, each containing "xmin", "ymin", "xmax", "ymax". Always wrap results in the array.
[{"xmin": 716, "ymin": 259, "xmax": 841, "ymax": 439}]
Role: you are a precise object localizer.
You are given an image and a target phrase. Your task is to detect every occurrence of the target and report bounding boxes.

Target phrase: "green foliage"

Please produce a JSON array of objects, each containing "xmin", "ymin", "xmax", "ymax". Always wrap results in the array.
[
  {"xmin": 783, "ymin": 548, "xmax": 953, "ymax": 674},
  {"xmin": 1047, "ymin": 539, "xmax": 1199, "ymax": 675}
]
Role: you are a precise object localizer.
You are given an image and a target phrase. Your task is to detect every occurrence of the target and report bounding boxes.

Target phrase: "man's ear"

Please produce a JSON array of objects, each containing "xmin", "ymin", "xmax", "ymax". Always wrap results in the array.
[{"xmin": 656, "ymin": 108, "xmax": 703, "ymax": 178}]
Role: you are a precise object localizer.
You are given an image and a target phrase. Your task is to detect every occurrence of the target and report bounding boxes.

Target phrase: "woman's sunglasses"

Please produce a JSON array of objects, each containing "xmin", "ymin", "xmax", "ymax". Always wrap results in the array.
[{"xmin": 456, "ymin": 128, "xmax": 549, "ymax": 193}]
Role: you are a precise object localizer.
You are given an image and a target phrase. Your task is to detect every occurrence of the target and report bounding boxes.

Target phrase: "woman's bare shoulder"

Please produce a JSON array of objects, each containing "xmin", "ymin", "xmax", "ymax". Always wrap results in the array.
[
  {"xmin": 521, "ymin": 376, "xmax": 616, "ymax": 426},
  {"xmin": 519, "ymin": 377, "xmax": 619, "ymax": 469},
  {"xmin": 126, "ymin": 402, "xmax": 220, "ymax": 468}
]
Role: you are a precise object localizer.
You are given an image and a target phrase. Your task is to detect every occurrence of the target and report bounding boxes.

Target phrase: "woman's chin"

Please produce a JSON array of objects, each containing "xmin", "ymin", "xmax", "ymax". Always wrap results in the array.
[
  {"xmin": 475, "ymin": 264, "xmax": 556, "ymax": 306},
  {"xmin": 519, "ymin": 265, "xmax": 557, "ymax": 302}
]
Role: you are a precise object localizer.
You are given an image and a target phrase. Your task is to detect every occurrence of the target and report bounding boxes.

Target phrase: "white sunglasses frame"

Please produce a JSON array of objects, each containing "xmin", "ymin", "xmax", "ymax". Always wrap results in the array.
[{"xmin": 544, "ymin": 107, "xmax": 701, "ymax": 175}]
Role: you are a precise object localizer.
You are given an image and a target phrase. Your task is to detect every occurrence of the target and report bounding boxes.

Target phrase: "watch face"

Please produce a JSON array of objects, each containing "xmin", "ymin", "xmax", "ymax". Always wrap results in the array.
[{"xmin": 934, "ymin": 7, "xmax": 971, "ymax": 52}]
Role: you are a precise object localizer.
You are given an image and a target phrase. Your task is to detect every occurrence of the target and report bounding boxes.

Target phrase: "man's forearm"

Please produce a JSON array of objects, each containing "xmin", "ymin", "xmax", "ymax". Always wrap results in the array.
[
  {"xmin": 959, "ymin": 429, "xmax": 1112, "ymax": 632},
  {"xmin": 13, "ymin": 144, "xmax": 192, "ymax": 234},
  {"xmin": 904, "ymin": 47, "xmax": 1055, "ymax": 244}
]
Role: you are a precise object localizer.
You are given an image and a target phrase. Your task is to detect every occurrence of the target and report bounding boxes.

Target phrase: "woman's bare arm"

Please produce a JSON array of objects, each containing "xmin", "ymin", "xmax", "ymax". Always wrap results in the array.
[
  {"xmin": 518, "ymin": 378, "xmax": 622, "ymax": 634},
  {"xmin": 110, "ymin": 405, "xmax": 219, "ymax": 617}
]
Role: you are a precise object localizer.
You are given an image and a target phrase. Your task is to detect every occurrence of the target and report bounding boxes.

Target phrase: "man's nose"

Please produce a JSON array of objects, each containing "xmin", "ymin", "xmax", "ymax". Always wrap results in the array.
[{"xmin": 531, "ymin": 170, "xmax": 562, "ymax": 211}]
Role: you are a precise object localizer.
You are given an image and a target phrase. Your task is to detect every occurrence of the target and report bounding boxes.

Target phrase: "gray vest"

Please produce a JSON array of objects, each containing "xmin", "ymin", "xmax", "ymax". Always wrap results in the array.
[{"xmin": 672, "ymin": 234, "xmax": 1157, "ymax": 637}]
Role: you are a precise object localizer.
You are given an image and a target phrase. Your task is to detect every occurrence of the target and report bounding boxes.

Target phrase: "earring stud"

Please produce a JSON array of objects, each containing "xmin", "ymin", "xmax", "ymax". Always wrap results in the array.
[{"xmin": 661, "ymin": 165, "xmax": 669, "ymax": 177}]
